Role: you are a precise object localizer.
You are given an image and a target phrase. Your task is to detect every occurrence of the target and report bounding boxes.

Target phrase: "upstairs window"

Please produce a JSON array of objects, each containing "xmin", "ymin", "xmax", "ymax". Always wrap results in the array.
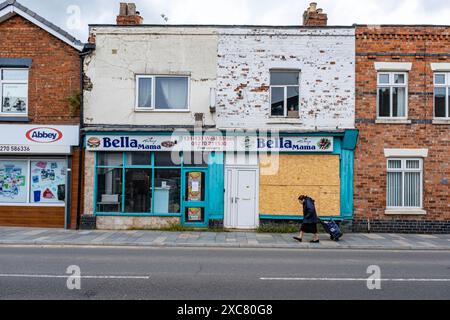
[
  {"xmin": 1, "ymin": 69, "xmax": 28, "ymax": 116},
  {"xmin": 434, "ymin": 73, "xmax": 450, "ymax": 118},
  {"xmin": 270, "ymin": 70, "xmax": 300, "ymax": 118},
  {"xmin": 136, "ymin": 75, "xmax": 189, "ymax": 111},
  {"xmin": 377, "ymin": 72, "xmax": 408, "ymax": 118}
]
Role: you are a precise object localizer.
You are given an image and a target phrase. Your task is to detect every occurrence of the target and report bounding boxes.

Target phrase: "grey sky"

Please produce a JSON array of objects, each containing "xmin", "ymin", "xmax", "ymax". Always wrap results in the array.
[{"xmin": 15, "ymin": 0, "xmax": 450, "ymax": 41}]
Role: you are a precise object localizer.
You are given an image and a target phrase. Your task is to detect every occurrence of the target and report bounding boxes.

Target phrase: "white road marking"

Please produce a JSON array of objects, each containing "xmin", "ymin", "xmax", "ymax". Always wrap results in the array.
[
  {"xmin": 260, "ymin": 277, "xmax": 450, "ymax": 282},
  {"xmin": 0, "ymin": 274, "xmax": 150, "ymax": 280}
]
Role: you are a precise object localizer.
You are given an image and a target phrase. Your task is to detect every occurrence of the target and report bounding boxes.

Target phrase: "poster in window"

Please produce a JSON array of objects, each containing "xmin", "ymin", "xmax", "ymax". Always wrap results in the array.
[
  {"xmin": 0, "ymin": 161, "xmax": 28, "ymax": 203},
  {"xmin": 1, "ymin": 84, "xmax": 27, "ymax": 113},
  {"xmin": 30, "ymin": 160, "xmax": 66, "ymax": 203},
  {"xmin": 187, "ymin": 172, "xmax": 202, "ymax": 201},
  {"xmin": 187, "ymin": 207, "xmax": 203, "ymax": 222}
]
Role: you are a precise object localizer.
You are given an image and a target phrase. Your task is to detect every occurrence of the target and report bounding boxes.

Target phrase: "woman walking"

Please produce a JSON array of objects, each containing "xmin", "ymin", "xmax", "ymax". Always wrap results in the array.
[{"xmin": 294, "ymin": 195, "xmax": 320, "ymax": 243}]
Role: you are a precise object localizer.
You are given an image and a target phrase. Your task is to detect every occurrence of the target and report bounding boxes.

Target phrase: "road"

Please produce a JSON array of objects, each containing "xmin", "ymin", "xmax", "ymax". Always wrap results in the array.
[{"xmin": 0, "ymin": 246, "xmax": 449, "ymax": 300}]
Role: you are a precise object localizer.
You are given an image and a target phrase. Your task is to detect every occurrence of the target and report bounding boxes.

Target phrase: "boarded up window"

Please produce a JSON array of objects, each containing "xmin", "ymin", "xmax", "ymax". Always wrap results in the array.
[{"xmin": 259, "ymin": 154, "xmax": 340, "ymax": 216}]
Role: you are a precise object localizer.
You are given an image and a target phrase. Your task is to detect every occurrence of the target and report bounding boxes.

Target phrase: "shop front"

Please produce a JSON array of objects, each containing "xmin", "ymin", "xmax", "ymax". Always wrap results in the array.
[
  {"xmin": 84, "ymin": 133, "xmax": 225, "ymax": 230},
  {"xmin": 0, "ymin": 124, "xmax": 80, "ymax": 228},
  {"xmin": 224, "ymin": 130, "xmax": 359, "ymax": 229}
]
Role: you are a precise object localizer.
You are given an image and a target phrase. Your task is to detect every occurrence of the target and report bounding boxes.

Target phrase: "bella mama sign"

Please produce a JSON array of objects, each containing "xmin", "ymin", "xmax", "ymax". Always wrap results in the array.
[{"xmin": 86, "ymin": 134, "xmax": 334, "ymax": 153}]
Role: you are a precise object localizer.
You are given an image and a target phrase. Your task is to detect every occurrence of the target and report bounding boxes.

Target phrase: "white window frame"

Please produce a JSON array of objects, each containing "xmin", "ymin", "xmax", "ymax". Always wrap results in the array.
[
  {"xmin": 377, "ymin": 72, "xmax": 408, "ymax": 119},
  {"xmin": 135, "ymin": 75, "xmax": 190, "ymax": 112},
  {"xmin": 0, "ymin": 157, "xmax": 66, "ymax": 207},
  {"xmin": 269, "ymin": 70, "xmax": 301, "ymax": 118},
  {"xmin": 433, "ymin": 72, "xmax": 450, "ymax": 119},
  {"xmin": 386, "ymin": 158, "xmax": 423, "ymax": 210},
  {"xmin": 0, "ymin": 68, "xmax": 29, "ymax": 117}
]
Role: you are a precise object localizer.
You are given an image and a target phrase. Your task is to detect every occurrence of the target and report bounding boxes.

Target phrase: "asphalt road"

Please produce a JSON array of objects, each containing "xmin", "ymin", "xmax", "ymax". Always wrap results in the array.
[{"xmin": 0, "ymin": 246, "xmax": 449, "ymax": 300}]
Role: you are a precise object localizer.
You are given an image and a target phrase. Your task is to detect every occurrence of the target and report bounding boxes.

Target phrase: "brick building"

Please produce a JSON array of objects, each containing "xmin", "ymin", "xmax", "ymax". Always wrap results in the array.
[
  {"xmin": 353, "ymin": 25, "xmax": 450, "ymax": 233},
  {"xmin": 0, "ymin": 0, "xmax": 88, "ymax": 228}
]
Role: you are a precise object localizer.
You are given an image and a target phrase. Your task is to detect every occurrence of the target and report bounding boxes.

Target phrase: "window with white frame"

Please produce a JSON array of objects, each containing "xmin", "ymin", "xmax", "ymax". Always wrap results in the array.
[
  {"xmin": 136, "ymin": 75, "xmax": 189, "ymax": 111},
  {"xmin": 386, "ymin": 158, "xmax": 422, "ymax": 209},
  {"xmin": 1, "ymin": 68, "xmax": 28, "ymax": 116},
  {"xmin": 270, "ymin": 70, "xmax": 300, "ymax": 117},
  {"xmin": 377, "ymin": 72, "xmax": 408, "ymax": 118},
  {"xmin": 434, "ymin": 73, "xmax": 450, "ymax": 118}
]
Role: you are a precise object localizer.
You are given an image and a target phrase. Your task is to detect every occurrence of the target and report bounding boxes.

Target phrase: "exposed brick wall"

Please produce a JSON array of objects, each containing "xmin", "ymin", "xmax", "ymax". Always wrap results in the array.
[
  {"xmin": 355, "ymin": 26, "xmax": 450, "ymax": 229},
  {"xmin": 216, "ymin": 28, "xmax": 355, "ymax": 130},
  {"xmin": 0, "ymin": 15, "xmax": 81, "ymax": 124}
]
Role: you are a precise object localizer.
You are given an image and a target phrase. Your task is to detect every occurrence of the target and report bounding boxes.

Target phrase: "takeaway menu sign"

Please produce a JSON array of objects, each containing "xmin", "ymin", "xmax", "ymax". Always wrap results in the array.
[{"xmin": 86, "ymin": 135, "xmax": 334, "ymax": 153}]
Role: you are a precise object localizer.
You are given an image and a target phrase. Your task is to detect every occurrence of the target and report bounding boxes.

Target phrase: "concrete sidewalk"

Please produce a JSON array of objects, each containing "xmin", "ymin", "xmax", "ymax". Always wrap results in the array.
[{"xmin": 0, "ymin": 227, "xmax": 449, "ymax": 250}]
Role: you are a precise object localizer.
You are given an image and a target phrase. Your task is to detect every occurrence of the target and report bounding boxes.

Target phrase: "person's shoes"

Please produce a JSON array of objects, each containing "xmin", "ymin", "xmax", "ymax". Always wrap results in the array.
[
  {"xmin": 310, "ymin": 240, "xmax": 320, "ymax": 244},
  {"xmin": 293, "ymin": 237, "xmax": 303, "ymax": 243}
]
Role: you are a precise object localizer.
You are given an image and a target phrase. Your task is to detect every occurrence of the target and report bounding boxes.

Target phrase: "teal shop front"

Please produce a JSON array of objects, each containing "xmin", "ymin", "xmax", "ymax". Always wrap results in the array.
[{"xmin": 85, "ymin": 132, "xmax": 224, "ymax": 229}]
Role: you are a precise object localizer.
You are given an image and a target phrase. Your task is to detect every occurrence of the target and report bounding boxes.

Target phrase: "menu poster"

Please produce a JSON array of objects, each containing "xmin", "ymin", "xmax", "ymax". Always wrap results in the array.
[
  {"xmin": 0, "ymin": 161, "xmax": 28, "ymax": 203},
  {"xmin": 187, "ymin": 172, "xmax": 202, "ymax": 201},
  {"xmin": 187, "ymin": 207, "xmax": 202, "ymax": 222},
  {"xmin": 30, "ymin": 161, "xmax": 66, "ymax": 203}
]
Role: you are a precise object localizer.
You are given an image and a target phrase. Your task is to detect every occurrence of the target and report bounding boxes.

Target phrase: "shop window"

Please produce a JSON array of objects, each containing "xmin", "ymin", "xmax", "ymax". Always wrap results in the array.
[
  {"xmin": 155, "ymin": 152, "xmax": 181, "ymax": 167},
  {"xmin": 126, "ymin": 152, "xmax": 151, "ymax": 166},
  {"xmin": 377, "ymin": 72, "xmax": 408, "ymax": 119},
  {"xmin": 1, "ymin": 69, "xmax": 28, "ymax": 116},
  {"xmin": 97, "ymin": 152, "xmax": 123, "ymax": 167},
  {"xmin": 125, "ymin": 169, "xmax": 152, "ymax": 213},
  {"xmin": 270, "ymin": 70, "xmax": 300, "ymax": 118},
  {"xmin": 136, "ymin": 75, "xmax": 189, "ymax": 111},
  {"xmin": 434, "ymin": 73, "xmax": 450, "ymax": 118},
  {"xmin": 0, "ymin": 160, "xmax": 28, "ymax": 203},
  {"xmin": 30, "ymin": 160, "xmax": 66, "ymax": 204},
  {"xmin": 0, "ymin": 159, "xmax": 66, "ymax": 205},
  {"xmin": 387, "ymin": 159, "xmax": 422, "ymax": 208},
  {"xmin": 96, "ymin": 168, "xmax": 123, "ymax": 212},
  {"xmin": 154, "ymin": 169, "xmax": 181, "ymax": 213}
]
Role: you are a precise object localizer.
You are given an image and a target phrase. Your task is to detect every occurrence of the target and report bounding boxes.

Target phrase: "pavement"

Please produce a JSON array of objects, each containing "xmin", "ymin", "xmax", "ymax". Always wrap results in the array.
[
  {"xmin": 1, "ymin": 246, "xmax": 449, "ymax": 300},
  {"xmin": 0, "ymin": 227, "xmax": 449, "ymax": 250}
]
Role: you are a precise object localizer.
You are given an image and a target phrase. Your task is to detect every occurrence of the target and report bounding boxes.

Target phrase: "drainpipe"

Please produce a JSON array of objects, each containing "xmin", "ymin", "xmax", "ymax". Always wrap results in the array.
[
  {"xmin": 64, "ymin": 155, "xmax": 73, "ymax": 229},
  {"xmin": 76, "ymin": 45, "xmax": 95, "ymax": 229}
]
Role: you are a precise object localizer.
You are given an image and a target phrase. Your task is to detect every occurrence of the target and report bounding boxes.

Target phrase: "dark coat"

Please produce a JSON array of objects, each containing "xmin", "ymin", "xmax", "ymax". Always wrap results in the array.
[{"xmin": 302, "ymin": 197, "xmax": 319, "ymax": 224}]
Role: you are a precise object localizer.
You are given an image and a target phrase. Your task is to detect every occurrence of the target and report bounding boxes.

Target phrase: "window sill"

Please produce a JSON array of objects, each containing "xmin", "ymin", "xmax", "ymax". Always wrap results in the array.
[
  {"xmin": 134, "ymin": 109, "xmax": 190, "ymax": 113},
  {"xmin": 375, "ymin": 119, "xmax": 411, "ymax": 124},
  {"xmin": 385, "ymin": 209, "xmax": 426, "ymax": 216},
  {"xmin": 0, "ymin": 116, "xmax": 30, "ymax": 122},
  {"xmin": 432, "ymin": 119, "xmax": 450, "ymax": 125}
]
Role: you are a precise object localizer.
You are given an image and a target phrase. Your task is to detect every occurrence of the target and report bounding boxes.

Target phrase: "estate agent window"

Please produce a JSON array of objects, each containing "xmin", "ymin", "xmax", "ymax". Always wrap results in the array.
[
  {"xmin": 377, "ymin": 72, "xmax": 408, "ymax": 118},
  {"xmin": 386, "ymin": 159, "xmax": 422, "ymax": 209},
  {"xmin": 0, "ymin": 159, "xmax": 66, "ymax": 205},
  {"xmin": 270, "ymin": 70, "xmax": 300, "ymax": 117},
  {"xmin": 136, "ymin": 75, "xmax": 189, "ymax": 111},
  {"xmin": 1, "ymin": 69, "xmax": 28, "ymax": 116},
  {"xmin": 95, "ymin": 152, "xmax": 208, "ymax": 215},
  {"xmin": 434, "ymin": 73, "xmax": 450, "ymax": 118}
]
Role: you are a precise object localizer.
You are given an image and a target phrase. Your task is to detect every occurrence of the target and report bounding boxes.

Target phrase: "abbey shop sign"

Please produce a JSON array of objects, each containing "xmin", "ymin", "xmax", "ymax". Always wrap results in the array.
[
  {"xmin": 86, "ymin": 135, "xmax": 334, "ymax": 153},
  {"xmin": 0, "ymin": 124, "xmax": 79, "ymax": 154}
]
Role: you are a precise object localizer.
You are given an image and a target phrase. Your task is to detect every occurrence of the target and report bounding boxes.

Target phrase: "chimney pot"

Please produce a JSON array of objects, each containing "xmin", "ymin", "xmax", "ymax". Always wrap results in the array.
[
  {"xmin": 303, "ymin": 2, "xmax": 327, "ymax": 26},
  {"xmin": 117, "ymin": 3, "xmax": 144, "ymax": 25}
]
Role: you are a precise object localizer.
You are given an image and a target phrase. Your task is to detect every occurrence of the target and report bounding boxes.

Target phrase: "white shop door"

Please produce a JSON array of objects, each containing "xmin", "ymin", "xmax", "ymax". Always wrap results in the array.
[{"xmin": 225, "ymin": 168, "xmax": 259, "ymax": 229}]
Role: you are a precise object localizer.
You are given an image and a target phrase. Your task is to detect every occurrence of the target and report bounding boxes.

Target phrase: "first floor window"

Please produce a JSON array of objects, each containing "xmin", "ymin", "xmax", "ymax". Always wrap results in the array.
[
  {"xmin": 0, "ymin": 159, "xmax": 66, "ymax": 204},
  {"xmin": 387, "ymin": 158, "xmax": 422, "ymax": 208},
  {"xmin": 377, "ymin": 72, "xmax": 407, "ymax": 118},
  {"xmin": 136, "ymin": 75, "xmax": 189, "ymax": 110},
  {"xmin": 434, "ymin": 73, "xmax": 450, "ymax": 118},
  {"xmin": 1, "ymin": 68, "xmax": 28, "ymax": 116},
  {"xmin": 270, "ymin": 70, "xmax": 300, "ymax": 117}
]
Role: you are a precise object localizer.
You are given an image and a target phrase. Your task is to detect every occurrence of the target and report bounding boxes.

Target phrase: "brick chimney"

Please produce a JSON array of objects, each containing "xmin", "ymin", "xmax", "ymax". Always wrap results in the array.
[
  {"xmin": 303, "ymin": 2, "xmax": 328, "ymax": 26},
  {"xmin": 117, "ymin": 3, "xmax": 144, "ymax": 25}
]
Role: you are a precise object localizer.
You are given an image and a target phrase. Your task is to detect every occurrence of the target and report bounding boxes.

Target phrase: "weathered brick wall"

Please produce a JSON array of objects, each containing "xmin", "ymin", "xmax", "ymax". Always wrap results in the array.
[
  {"xmin": 0, "ymin": 15, "xmax": 81, "ymax": 124},
  {"xmin": 216, "ymin": 27, "xmax": 355, "ymax": 130},
  {"xmin": 355, "ymin": 26, "xmax": 450, "ymax": 228}
]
